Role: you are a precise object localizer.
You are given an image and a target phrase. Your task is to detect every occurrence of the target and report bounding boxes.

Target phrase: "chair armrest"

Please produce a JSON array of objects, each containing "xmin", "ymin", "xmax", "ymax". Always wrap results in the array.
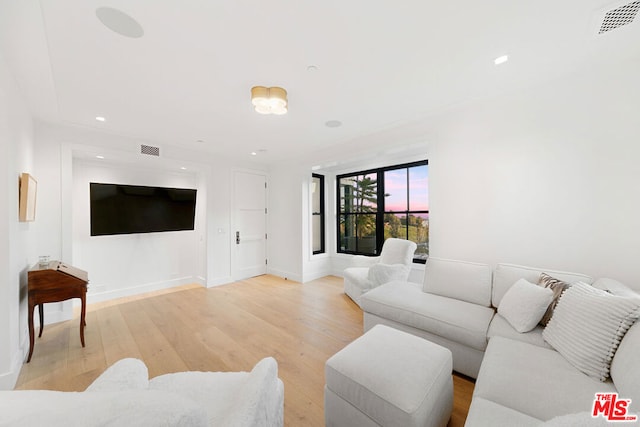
[
  {"xmin": 367, "ymin": 263, "xmax": 411, "ymax": 287},
  {"xmin": 349, "ymin": 255, "xmax": 380, "ymax": 268}
]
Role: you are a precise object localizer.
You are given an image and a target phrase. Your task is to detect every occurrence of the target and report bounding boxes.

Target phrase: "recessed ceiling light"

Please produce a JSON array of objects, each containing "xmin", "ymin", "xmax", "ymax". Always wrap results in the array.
[
  {"xmin": 494, "ymin": 55, "xmax": 509, "ymax": 65},
  {"xmin": 96, "ymin": 7, "xmax": 144, "ymax": 38},
  {"xmin": 96, "ymin": 155, "xmax": 105, "ymax": 159},
  {"xmin": 180, "ymin": 167, "xmax": 187, "ymax": 170},
  {"xmin": 250, "ymin": 152, "xmax": 257, "ymax": 156},
  {"xmin": 96, "ymin": 116, "xmax": 106, "ymax": 122},
  {"xmin": 325, "ymin": 120, "xmax": 342, "ymax": 128}
]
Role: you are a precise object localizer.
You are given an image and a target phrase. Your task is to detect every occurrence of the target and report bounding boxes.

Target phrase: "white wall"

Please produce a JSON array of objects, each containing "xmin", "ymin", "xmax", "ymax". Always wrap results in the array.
[
  {"xmin": 72, "ymin": 161, "xmax": 201, "ymax": 302},
  {"xmin": 0, "ymin": 53, "xmax": 36, "ymax": 389},
  {"xmin": 267, "ymin": 166, "xmax": 305, "ymax": 282},
  {"xmin": 427, "ymin": 57, "xmax": 640, "ymax": 288}
]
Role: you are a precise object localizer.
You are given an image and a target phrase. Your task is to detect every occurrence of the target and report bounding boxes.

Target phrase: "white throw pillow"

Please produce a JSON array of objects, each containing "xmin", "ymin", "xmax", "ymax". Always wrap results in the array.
[
  {"xmin": 543, "ymin": 282, "xmax": 640, "ymax": 381},
  {"xmin": 498, "ymin": 278, "xmax": 554, "ymax": 333}
]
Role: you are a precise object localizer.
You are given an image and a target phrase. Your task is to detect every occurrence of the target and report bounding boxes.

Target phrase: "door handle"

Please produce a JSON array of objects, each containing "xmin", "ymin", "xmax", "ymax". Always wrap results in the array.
[{"xmin": 236, "ymin": 231, "xmax": 240, "ymax": 245}]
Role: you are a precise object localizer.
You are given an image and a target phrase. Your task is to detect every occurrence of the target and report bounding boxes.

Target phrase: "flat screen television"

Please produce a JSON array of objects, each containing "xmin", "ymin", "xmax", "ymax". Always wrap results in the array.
[{"xmin": 90, "ymin": 183, "xmax": 197, "ymax": 236}]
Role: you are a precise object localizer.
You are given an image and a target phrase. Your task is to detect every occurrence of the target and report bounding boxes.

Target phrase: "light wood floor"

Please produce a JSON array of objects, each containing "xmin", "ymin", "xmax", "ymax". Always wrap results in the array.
[{"xmin": 15, "ymin": 275, "xmax": 474, "ymax": 426}]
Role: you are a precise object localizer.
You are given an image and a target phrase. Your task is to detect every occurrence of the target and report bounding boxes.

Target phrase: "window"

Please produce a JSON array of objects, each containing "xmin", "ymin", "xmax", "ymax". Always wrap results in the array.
[
  {"xmin": 311, "ymin": 174, "xmax": 325, "ymax": 254},
  {"xmin": 337, "ymin": 160, "xmax": 428, "ymax": 262}
]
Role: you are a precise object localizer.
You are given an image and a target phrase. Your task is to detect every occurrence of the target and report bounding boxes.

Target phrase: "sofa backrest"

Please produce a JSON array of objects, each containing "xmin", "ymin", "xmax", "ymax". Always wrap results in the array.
[
  {"xmin": 492, "ymin": 263, "xmax": 592, "ymax": 308},
  {"xmin": 379, "ymin": 238, "xmax": 417, "ymax": 266},
  {"xmin": 423, "ymin": 258, "xmax": 493, "ymax": 307}
]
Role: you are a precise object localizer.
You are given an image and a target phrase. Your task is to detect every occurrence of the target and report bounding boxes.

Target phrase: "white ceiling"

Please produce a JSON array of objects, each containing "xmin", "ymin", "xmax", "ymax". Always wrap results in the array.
[{"xmin": 1, "ymin": 0, "xmax": 639, "ymax": 165}]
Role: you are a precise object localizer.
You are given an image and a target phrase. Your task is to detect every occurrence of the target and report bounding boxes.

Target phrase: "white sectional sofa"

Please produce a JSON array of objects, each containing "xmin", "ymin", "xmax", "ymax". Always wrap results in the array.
[{"xmin": 360, "ymin": 258, "xmax": 640, "ymax": 425}]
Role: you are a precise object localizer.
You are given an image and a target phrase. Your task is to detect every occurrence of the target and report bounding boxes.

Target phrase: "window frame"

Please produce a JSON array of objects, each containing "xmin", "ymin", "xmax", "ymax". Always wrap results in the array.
[
  {"xmin": 312, "ymin": 173, "xmax": 325, "ymax": 255},
  {"xmin": 336, "ymin": 160, "xmax": 428, "ymax": 263}
]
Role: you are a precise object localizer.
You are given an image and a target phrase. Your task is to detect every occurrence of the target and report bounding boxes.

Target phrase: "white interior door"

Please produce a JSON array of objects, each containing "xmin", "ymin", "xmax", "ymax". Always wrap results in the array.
[{"xmin": 233, "ymin": 171, "xmax": 267, "ymax": 280}]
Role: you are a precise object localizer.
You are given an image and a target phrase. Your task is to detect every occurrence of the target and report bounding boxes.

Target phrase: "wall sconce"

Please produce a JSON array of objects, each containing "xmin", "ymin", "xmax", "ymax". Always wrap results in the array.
[{"xmin": 251, "ymin": 86, "xmax": 288, "ymax": 115}]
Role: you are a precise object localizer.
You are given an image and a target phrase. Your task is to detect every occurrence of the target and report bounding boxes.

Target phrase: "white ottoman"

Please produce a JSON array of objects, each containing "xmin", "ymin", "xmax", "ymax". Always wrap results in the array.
[{"xmin": 325, "ymin": 324, "xmax": 453, "ymax": 427}]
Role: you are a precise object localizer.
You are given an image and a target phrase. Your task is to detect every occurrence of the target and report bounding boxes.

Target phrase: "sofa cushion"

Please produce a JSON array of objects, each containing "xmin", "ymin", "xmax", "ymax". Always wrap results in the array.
[
  {"xmin": 487, "ymin": 314, "xmax": 551, "ymax": 349},
  {"xmin": 465, "ymin": 397, "xmax": 541, "ymax": 427},
  {"xmin": 542, "ymin": 282, "xmax": 640, "ymax": 381},
  {"xmin": 497, "ymin": 278, "xmax": 554, "ymax": 333},
  {"xmin": 361, "ymin": 281, "xmax": 494, "ymax": 351},
  {"xmin": 611, "ymin": 320, "xmax": 640, "ymax": 405},
  {"xmin": 492, "ymin": 263, "xmax": 592, "ymax": 308},
  {"xmin": 422, "ymin": 258, "xmax": 493, "ymax": 307},
  {"xmin": 541, "ymin": 411, "xmax": 617, "ymax": 426},
  {"xmin": 474, "ymin": 337, "xmax": 616, "ymax": 421}
]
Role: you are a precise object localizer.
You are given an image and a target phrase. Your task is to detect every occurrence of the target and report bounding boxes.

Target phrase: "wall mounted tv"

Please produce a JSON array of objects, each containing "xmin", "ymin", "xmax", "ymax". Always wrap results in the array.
[{"xmin": 90, "ymin": 183, "xmax": 197, "ymax": 236}]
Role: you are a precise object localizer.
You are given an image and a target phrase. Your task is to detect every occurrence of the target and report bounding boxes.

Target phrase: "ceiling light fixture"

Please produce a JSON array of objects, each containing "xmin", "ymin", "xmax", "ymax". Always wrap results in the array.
[
  {"xmin": 251, "ymin": 86, "xmax": 288, "ymax": 115},
  {"xmin": 494, "ymin": 55, "xmax": 509, "ymax": 65},
  {"xmin": 96, "ymin": 155, "xmax": 105, "ymax": 159},
  {"xmin": 96, "ymin": 116, "xmax": 106, "ymax": 122}
]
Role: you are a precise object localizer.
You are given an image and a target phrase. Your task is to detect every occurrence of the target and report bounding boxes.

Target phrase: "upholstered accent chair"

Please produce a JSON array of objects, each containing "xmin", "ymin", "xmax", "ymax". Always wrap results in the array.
[{"xmin": 343, "ymin": 238, "xmax": 417, "ymax": 306}]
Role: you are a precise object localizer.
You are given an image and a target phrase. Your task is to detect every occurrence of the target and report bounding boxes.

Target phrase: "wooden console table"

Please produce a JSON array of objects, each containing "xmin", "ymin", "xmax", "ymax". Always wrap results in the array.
[{"xmin": 27, "ymin": 261, "xmax": 89, "ymax": 363}]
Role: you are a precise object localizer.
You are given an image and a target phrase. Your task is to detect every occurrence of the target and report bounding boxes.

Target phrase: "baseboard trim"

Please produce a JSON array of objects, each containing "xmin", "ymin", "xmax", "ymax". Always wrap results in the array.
[
  {"xmin": 206, "ymin": 276, "xmax": 234, "ymax": 287},
  {"xmin": 0, "ymin": 347, "xmax": 24, "ymax": 390},
  {"xmin": 86, "ymin": 277, "xmax": 198, "ymax": 305},
  {"xmin": 267, "ymin": 268, "xmax": 303, "ymax": 283},
  {"xmin": 302, "ymin": 269, "xmax": 333, "ymax": 283}
]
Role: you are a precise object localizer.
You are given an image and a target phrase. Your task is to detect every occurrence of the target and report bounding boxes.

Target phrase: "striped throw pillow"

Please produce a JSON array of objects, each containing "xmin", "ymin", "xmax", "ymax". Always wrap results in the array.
[
  {"xmin": 542, "ymin": 282, "xmax": 640, "ymax": 381},
  {"xmin": 537, "ymin": 273, "xmax": 570, "ymax": 326}
]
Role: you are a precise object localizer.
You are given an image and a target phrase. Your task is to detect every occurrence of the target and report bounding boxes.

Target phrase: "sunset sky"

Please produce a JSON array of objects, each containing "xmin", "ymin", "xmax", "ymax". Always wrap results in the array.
[{"xmin": 384, "ymin": 164, "xmax": 429, "ymax": 212}]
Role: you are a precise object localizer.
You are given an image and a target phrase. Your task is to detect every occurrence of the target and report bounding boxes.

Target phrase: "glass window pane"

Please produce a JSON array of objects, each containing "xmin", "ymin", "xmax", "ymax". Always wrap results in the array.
[
  {"xmin": 384, "ymin": 169, "xmax": 407, "ymax": 212},
  {"xmin": 408, "ymin": 213, "xmax": 429, "ymax": 261},
  {"xmin": 339, "ymin": 176, "xmax": 357, "ymax": 213},
  {"xmin": 339, "ymin": 214, "xmax": 357, "ymax": 251},
  {"xmin": 357, "ymin": 214, "xmax": 376, "ymax": 254},
  {"xmin": 312, "ymin": 174, "xmax": 324, "ymax": 254},
  {"xmin": 311, "ymin": 176, "xmax": 321, "ymax": 214},
  {"xmin": 312, "ymin": 215, "xmax": 322, "ymax": 252},
  {"xmin": 354, "ymin": 173, "xmax": 378, "ymax": 212},
  {"xmin": 384, "ymin": 213, "xmax": 406, "ymax": 240},
  {"xmin": 409, "ymin": 165, "xmax": 428, "ymax": 211}
]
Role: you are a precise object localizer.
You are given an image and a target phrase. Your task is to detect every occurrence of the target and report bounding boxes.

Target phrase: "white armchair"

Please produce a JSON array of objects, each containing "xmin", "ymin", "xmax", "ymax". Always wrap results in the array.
[{"xmin": 343, "ymin": 238, "xmax": 417, "ymax": 306}]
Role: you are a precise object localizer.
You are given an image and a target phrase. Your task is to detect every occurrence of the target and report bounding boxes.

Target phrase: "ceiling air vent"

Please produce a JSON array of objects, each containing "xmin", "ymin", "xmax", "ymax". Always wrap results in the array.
[
  {"xmin": 598, "ymin": 0, "xmax": 640, "ymax": 34},
  {"xmin": 140, "ymin": 144, "xmax": 160, "ymax": 157}
]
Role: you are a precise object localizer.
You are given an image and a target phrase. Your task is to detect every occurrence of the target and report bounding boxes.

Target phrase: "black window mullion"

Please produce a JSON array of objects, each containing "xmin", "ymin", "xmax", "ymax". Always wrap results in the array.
[
  {"xmin": 405, "ymin": 167, "xmax": 410, "ymax": 240},
  {"xmin": 376, "ymin": 170, "xmax": 384, "ymax": 254}
]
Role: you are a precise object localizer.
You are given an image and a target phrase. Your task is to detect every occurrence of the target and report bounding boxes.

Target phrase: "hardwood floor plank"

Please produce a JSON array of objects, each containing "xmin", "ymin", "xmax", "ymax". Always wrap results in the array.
[
  {"xmin": 96, "ymin": 305, "xmax": 144, "ymax": 365},
  {"xmin": 14, "ymin": 275, "xmax": 474, "ymax": 426}
]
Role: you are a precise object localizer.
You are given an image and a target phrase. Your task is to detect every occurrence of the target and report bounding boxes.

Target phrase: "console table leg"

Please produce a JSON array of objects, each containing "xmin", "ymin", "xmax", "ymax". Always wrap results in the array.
[
  {"xmin": 27, "ymin": 302, "xmax": 35, "ymax": 363},
  {"xmin": 80, "ymin": 294, "xmax": 86, "ymax": 347},
  {"xmin": 38, "ymin": 304, "xmax": 44, "ymax": 338}
]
